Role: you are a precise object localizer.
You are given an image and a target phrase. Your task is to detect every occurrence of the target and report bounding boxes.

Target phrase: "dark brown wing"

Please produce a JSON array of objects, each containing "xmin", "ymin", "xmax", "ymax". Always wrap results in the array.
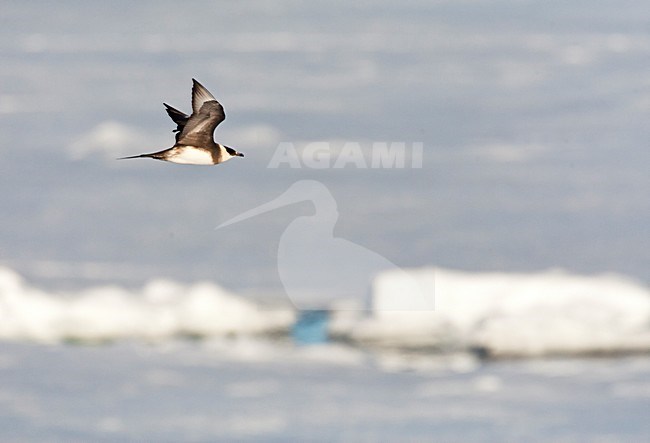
[
  {"xmin": 176, "ymin": 79, "xmax": 225, "ymax": 147},
  {"xmin": 176, "ymin": 100, "xmax": 225, "ymax": 147},
  {"xmin": 191, "ymin": 78, "xmax": 219, "ymax": 114},
  {"xmin": 163, "ymin": 103, "xmax": 190, "ymax": 142},
  {"xmin": 164, "ymin": 103, "xmax": 189, "ymax": 127}
]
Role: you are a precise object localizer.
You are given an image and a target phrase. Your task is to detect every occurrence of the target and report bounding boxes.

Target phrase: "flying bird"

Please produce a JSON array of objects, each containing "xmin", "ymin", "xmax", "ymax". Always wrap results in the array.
[{"xmin": 119, "ymin": 79, "xmax": 244, "ymax": 165}]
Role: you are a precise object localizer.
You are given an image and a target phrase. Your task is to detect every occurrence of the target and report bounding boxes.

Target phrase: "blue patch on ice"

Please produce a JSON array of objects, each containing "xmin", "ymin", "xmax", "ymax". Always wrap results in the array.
[{"xmin": 292, "ymin": 310, "xmax": 330, "ymax": 345}]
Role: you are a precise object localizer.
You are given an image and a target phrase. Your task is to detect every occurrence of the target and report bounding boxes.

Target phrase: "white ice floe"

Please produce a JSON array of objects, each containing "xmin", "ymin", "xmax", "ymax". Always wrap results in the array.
[
  {"xmin": 0, "ymin": 267, "xmax": 293, "ymax": 343},
  {"xmin": 2, "ymin": 265, "xmax": 649, "ymax": 357},
  {"xmin": 351, "ymin": 267, "xmax": 650, "ymax": 356}
]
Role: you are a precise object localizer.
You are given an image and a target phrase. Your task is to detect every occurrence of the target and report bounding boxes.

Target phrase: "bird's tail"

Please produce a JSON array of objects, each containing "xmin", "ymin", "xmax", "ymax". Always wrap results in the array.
[
  {"xmin": 117, "ymin": 154, "xmax": 147, "ymax": 160},
  {"xmin": 118, "ymin": 148, "xmax": 170, "ymax": 161},
  {"xmin": 117, "ymin": 153, "xmax": 158, "ymax": 160}
]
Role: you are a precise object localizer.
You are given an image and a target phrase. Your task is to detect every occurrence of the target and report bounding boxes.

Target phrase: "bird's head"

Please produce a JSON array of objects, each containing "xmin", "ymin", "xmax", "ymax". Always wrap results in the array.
[{"xmin": 225, "ymin": 146, "xmax": 244, "ymax": 157}]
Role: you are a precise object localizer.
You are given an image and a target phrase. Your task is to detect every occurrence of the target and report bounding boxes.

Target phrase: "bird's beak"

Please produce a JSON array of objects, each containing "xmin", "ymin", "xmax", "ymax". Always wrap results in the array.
[{"xmin": 224, "ymin": 145, "xmax": 244, "ymax": 157}]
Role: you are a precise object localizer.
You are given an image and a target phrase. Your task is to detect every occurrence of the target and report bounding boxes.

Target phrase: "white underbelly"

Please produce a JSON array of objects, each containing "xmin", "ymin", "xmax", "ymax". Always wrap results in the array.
[{"xmin": 168, "ymin": 146, "xmax": 214, "ymax": 165}]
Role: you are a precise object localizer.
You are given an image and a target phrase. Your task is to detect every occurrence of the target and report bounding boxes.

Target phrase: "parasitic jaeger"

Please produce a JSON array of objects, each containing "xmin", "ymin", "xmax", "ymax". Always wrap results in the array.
[{"xmin": 119, "ymin": 79, "xmax": 244, "ymax": 165}]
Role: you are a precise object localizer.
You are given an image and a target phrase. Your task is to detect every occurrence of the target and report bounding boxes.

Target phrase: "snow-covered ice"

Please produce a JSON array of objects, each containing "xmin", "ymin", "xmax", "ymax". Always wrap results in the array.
[
  {"xmin": 351, "ymin": 267, "xmax": 650, "ymax": 356},
  {"xmin": 0, "ymin": 266, "xmax": 293, "ymax": 343},
  {"xmin": 2, "ymin": 265, "xmax": 649, "ymax": 358}
]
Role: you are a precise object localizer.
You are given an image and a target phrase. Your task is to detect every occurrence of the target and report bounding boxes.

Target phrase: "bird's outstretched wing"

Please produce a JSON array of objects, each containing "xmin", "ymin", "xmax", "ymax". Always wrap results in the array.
[
  {"xmin": 191, "ymin": 78, "xmax": 219, "ymax": 114},
  {"xmin": 176, "ymin": 79, "xmax": 226, "ymax": 147},
  {"xmin": 163, "ymin": 103, "xmax": 190, "ymax": 142}
]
